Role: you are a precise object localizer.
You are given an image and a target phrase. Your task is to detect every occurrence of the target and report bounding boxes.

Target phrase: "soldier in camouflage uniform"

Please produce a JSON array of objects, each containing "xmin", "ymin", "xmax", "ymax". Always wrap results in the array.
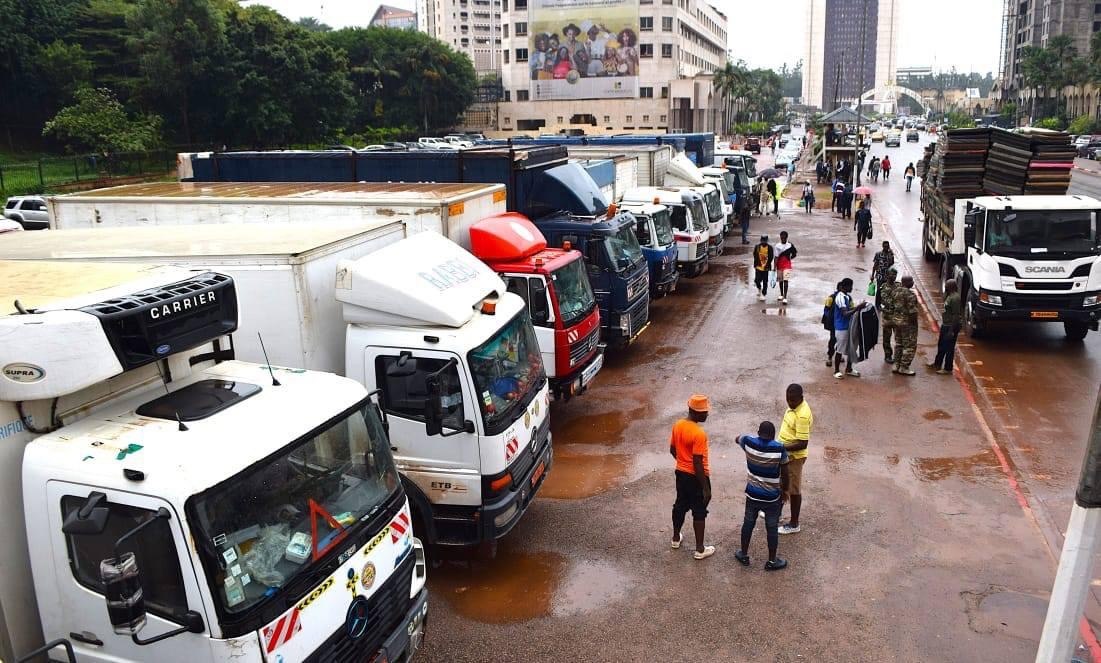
[
  {"xmin": 879, "ymin": 267, "xmax": 899, "ymax": 364},
  {"xmin": 892, "ymin": 275, "xmax": 919, "ymax": 376}
]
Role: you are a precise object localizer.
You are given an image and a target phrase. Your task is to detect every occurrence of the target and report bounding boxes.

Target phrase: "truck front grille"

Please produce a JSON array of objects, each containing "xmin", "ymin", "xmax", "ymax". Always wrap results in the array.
[
  {"xmin": 629, "ymin": 293, "xmax": 650, "ymax": 337},
  {"xmin": 569, "ymin": 327, "xmax": 600, "ymax": 367},
  {"xmin": 1001, "ymin": 293, "xmax": 1084, "ymax": 310}
]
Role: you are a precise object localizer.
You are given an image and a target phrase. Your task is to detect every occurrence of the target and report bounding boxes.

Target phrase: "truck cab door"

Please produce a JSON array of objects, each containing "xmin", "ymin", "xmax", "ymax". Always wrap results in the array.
[
  {"xmin": 42, "ymin": 482, "xmax": 209, "ymax": 663},
  {"xmin": 369, "ymin": 349, "xmax": 481, "ymax": 507},
  {"xmin": 503, "ymin": 275, "xmax": 556, "ymax": 378}
]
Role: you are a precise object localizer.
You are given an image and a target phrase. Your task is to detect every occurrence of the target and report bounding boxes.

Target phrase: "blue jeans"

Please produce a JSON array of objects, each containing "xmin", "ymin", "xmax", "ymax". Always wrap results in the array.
[{"xmin": 741, "ymin": 497, "xmax": 782, "ymax": 559}]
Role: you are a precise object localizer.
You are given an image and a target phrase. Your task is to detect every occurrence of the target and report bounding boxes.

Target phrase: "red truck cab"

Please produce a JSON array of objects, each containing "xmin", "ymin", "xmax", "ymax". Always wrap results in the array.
[{"xmin": 471, "ymin": 212, "xmax": 604, "ymax": 400}]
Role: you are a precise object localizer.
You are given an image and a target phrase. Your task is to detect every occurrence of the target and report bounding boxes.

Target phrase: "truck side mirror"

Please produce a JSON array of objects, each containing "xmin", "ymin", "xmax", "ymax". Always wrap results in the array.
[
  {"xmin": 422, "ymin": 359, "xmax": 474, "ymax": 437},
  {"xmin": 62, "ymin": 491, "xmax": 109, "ymax": 535},
  {"xmin": 386, "ymin": 352, "xmax": 417, "ymax": 378},
  {"xmin": 529, "ymin": 280, "xmax": 549, "ymax": 324}
]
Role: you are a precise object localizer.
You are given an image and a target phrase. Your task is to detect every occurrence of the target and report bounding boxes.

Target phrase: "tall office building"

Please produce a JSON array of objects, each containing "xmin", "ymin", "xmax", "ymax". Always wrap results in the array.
[
  {"xmin": 494, "ymin": 0, "xmax": 728, "ymax": 133},
  {"xmin": 802, "ymin": 0, "xmax": 900, "ymax": 110},
  {"xmin": 417, "ymin": 0, "xmax": 503, "ymax": 73},
  {"xmin": 998, "ymin": 0, "xmax": 1098, "ymax": 99}
]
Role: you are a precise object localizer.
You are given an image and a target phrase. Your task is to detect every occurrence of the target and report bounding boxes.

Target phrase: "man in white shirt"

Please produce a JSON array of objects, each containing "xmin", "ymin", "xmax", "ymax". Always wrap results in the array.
[{"xmin": 773, "ymin": 232, "xmax": 796, "ymax": 304}]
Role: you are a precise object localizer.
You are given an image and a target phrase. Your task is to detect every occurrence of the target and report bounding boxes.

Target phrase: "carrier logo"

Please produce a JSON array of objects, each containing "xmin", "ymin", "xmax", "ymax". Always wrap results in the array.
[
  {"xmin": 2, "ymin": 363, "xmax": 45, "ymax": 383},
  {"xmin": 1024, "ymin": 265, "xmax": 1066, "ymax": 274},
  {"xmin": 149, "ymin": 290, "xmax": 217, "ymax": 320}
]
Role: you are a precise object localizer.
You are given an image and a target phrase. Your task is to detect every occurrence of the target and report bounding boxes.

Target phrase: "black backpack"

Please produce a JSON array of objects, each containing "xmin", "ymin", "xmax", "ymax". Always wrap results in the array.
[{"xmin": 821, "ymin": 291, "xmax": 837, "ymax": 329}]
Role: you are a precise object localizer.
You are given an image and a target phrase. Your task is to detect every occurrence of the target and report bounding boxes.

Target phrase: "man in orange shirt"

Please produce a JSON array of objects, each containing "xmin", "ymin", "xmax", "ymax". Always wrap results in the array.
[{"xmin": 669, "ymin": 394, "xmax": 715, "ymax": 560}]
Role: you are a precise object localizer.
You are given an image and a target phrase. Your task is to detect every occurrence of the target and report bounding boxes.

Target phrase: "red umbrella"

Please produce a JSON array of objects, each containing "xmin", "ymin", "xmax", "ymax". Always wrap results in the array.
[{"xmin": 854, "ymin": 186, "xmax": 873, "ymax": 195}]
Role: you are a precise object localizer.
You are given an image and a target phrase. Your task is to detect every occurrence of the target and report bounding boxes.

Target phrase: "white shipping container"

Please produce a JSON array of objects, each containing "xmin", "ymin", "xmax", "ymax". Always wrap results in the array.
[{"xmin": 564, "ymin": 144, "xmax": 673, "ymax": 189}]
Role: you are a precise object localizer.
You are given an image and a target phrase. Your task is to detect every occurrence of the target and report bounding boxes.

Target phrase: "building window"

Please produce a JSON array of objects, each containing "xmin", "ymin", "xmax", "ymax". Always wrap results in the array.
[
  {"xmin": 516, "ymin": 21, "xmax": 527, "ymax": 35},
  {"xmin": 505, "ymin": 116, "xmax": 511, "ymax": 124},
  {"xmin": 640, "ymin": 86, "xmax": 653, "ymax": 98},
  {"xmin": 604, "ymin": 115, "xmax": 611, "ymax": 123},
  {"xmin": 660, "ymin": 114, "xmax": 667, "ymax": 123},
  {"xmin": 1095, "ymin": 20, "xmax": 1101, "ymax": 31},
  {"xmin": 514, "ymin": 0, "xmax": 526, "ymax": 7},
  {"xmin": 640, "ymin": 16, "xmax": 653, "ymax": 30},
  {"xmin": 643, "ymin": 115, "xmax": 650, "ymax": 122},
  {"xmin": 503, "ymin": 50, "xmax": 509, "ymax": 63},
  {"xmin": 626, "ymin": 115, "xmax": 633, "ymax": 123},
  {"xmin": 661, "ymin": 86, "xmax": 668, "ymax": 98},
  {"xmin": 504, "ymin": 90, "xmax": 511, "ymax": 101},
  {"xmin": 662, "ymin": 16, "xmax": 673, "ymax": 31},
  {"xmin": 503, "ymin": 24, "xmax": 508, "ymax": 37},
  {"xmin": 661, "ymin": 43, "xmax": 672, "ymax": 58},
  {"xmin": 640, "ymin": 43, "xmax": 653, "ymax": 58},
  {"xmin": 517, "ymin": 89, "xmax": 529, "ymax": 101},
  {"xmin": 516, "ymin": 47, "xmax": 528, "ymax": 62},
  {"xmin": 557, "ymin": 116, "xmax": 564, "ymax": 123}
]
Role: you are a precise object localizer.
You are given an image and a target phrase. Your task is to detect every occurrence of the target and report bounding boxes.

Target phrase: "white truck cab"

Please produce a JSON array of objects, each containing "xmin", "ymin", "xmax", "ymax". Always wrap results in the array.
[
  {"xmin": 665, "ymin": 153, "xmax": 725, "ymax": 256},
  {"xmin": 622, "ymin": 187, "xmax": 710, "ymax": 278},
  {"xmin": 0, "ymin": 262, "xmax": 427, "ymax": 663},
  {"xmin": 925, "ymin": 195, "xmax": 1101, "ymax": 339},
  {"xmin": 339, "ymin": 233, "xmax": 553, "ymax": 548}
]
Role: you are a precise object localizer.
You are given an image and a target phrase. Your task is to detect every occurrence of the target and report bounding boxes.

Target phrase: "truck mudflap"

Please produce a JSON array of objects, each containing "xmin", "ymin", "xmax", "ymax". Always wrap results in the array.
[{"xmin": 482, "ymin": 429, "xmax": 553, "ymax": 540}]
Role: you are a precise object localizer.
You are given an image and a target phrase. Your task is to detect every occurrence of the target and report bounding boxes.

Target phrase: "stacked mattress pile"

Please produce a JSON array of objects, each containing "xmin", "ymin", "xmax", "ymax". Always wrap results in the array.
[
  {"xmin": 920, "ymin": 128, "xmax": 991, "ymax": 228},
  {"xmin": 1021, "ymin": 129, "xmax": 1075, "ymax": 195},
  {"xmin": 983, "ymin": 129, "xmax": 1031, "ymax": 195}
]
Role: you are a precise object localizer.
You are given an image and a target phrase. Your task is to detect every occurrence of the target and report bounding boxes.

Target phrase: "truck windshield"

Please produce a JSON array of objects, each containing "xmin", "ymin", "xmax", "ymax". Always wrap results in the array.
[
  {"xmin": 604, "ymin": 224, "xmax": 644, "ymax": 271},
  {"xmin": 744, "ymin": 158, "xmax": 757, "ymax": 179},
  {"xmin": 687, "ymin": 199, "xmax": 708, "ymax": 232},
  {"xmin": 986, "ymin": 210, "xmax": 1100, "ymax": 255},
  {"xmin": 652, "ymin": 208, "xmax": 674, "ymax": 246},
  {"xmin": 721, "ymin": 171, "xmax": 736, "ymax": 194},
  {"xmin": 188, "ymin": 402, "xmax": 399, "ymax": 617},
  {"xmin": 469, "ymin": 309, "xmax": 546, "ymax": 433},
  {"xmin": 704, "ymin": 189, "xmax": 722, "ymax": 221},
  {"xmin": 552, "ymin": 257, "xmax": 596, "ymax": 327}
]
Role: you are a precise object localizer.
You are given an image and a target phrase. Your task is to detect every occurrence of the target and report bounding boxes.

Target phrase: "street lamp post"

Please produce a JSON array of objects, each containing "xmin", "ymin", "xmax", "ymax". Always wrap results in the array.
[{"xmin": 851, "ymin": 0, "xmax": 868, "ymax": 188}]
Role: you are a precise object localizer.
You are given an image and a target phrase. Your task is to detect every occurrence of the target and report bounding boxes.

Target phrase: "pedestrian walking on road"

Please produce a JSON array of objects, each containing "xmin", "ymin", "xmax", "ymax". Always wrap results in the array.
[
  {"xmin": 871, "ymin": 240, "xmax": 895, "ymax": 309},
  {"xmin": 892, "ymin": 276, "xmax": 919, "ymax": 376},
  {"xmin": 831, "ymin": 178, "xmax": 843, "ymax": 213},
  {"xmin": 753, "ymin": 235, "xmax": 775, "ymax": 301},
  {"xmin": 822, "ymin": 282, "xmax": 843, "ymax": 365},
  {"xmin": 801, "ymin": 182, "xmax": 814, "ymax": 213},
  {"xmin": 778, "ymin": 384, "xmax": 813, "ymax": 535},
  {"xmin": 854, "ymin": 200, "xmax": 873, "ymax": 248},
  {"xmin": 670, "ymin": 395, "xmax": 715, "ymax": 559},
  {"xmin": 787, "ymin": 159, "xmax": 796, "ymax": 182},
  {"xmin": 868, "ymin": 157, "xmax": 881, "ymax": 183},
  {"xmin": 774, "ymin": 231, "xmax": 796, "ymax": 304},
  {"xmin": 904, "ymin": 162, "xmax": 916, "ymax": 192},
  {"xmin": 831, "ymin": 278, "xmax": 868, "ymax": 379},
  {"xmin": 734, "ymin": 421, "xmax": 790, "ymax": 570},
  {"xmin": 929, "ymin": 278, "xmax": 962, "ymax": 375},
  {"xmin": 882, "ymin": 155, "xmax": 892, "ymax": 180},
  {"xmin": 879, "ymin": 267, "xmax": 899, "ymax": 364},
  {"xmin": 767, "ymin": 178, "xmax": 779, "ymax": 216},
  {"xmin": 841, "ymin": 181, "xmax": 854, "ymax": 220},
  {"xmin": 739, "ymin": 202, "xmax": 751, "ymax": 245},
  {"xmin": 815, "ymin": 158, "xmax": 825, "ymax": 184}
]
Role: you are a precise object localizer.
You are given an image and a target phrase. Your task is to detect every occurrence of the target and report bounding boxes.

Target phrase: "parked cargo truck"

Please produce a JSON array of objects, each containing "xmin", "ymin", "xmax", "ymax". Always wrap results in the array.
[
  {"xmin": 0, "ymin": 226, "xmax": 554, "ymax": 550},
  {"xmin": 921, "ymin": 194, "xmax": 1101, "ymax": 339},
  {"xmin": 0, "ymin": 261, "xmax": 427, "ymax": 663},
  {"xmin": 621, "ymin": 187, "xmax": 710, "ymax": 278}
]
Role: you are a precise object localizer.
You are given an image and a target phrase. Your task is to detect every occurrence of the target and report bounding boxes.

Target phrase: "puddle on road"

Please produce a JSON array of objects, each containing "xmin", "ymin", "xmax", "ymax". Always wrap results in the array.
[
  {"xmin": 911, "ymin": 450, "xmax": 1001, "ymax": 482},
  {"xmin": 653, "ymin": 345, "xmax": 680, "ymax": 358},
  {"xmin": 730, "ymin": 262, "xmax": 750, "ymax": 284},
  {"xmin": 762, "ymin": 307, "xmax": 790, "ymax": 316},
  {"xmin": 430, "ymin": 549, "xmax": 565, "ymax": 624},
  {"xmin": 553, "ymin": 560, "xmax": 630, "ymax": 617},
  {"xmin": 539, "ymin": 448, "xmax": 630, "ymax": 499},
  {"xmin": 551, "ymin": 406, "xmax": 647, "ymax": 446},
  {"xmin": 964, "ymin": 589, "xmax": 1046, "ymax": 641},
  {"xmin": 922, "ymin": 409, "xmax": 953, "ymax": 421}
]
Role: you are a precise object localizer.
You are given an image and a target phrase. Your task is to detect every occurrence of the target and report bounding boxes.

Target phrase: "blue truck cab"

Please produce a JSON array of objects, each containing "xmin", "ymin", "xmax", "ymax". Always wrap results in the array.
[
  {"xmin": 619, "ymin": 201, "xmax": 679, "ymax": 298},
  {"xmin": 524, "ymin": 164, "xmax": 651, "ymax": 348}
]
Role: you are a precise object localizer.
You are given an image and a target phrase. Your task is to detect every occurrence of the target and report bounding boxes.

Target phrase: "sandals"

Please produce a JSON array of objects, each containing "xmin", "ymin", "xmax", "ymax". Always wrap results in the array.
[
  {"xmin": 734, "ymin": 550, "xmax": 750, "ymax": 566},
  {"xmin": 765, "ymin": 558, "xmax": 788, "ymax": 571}
]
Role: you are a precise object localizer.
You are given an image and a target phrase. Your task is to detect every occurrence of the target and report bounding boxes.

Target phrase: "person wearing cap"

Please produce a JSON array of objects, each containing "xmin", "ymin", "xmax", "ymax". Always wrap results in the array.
[
  {"xmin": 669, "ymin": 395, "xmax": 715, "ymax": 560},
  {"xmin": 753, "ymin": 235, "xmax": 774, "ymax": 302}
]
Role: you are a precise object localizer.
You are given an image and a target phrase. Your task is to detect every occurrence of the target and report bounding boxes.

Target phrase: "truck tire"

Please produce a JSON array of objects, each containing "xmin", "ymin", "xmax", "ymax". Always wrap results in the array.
[
  {"xmin": 963, "ymin": 297, "xmax": 985, "ymax": 338},
  {"xmin": 1064, "ymin": 321, "xmax": 1090, "ymax": 341},
  {"xmin": 940, "ymin": 258, "xmax": 952, "ymax": 294}
]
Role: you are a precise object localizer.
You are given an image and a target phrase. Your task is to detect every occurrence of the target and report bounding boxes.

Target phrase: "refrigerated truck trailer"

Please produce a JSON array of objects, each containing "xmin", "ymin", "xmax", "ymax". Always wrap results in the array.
[
  {"xmin": 0, "ymin": 261, "xmax": 427, "ymax": 663},
  {"xmin": 0, "ymin": 225, "xmax": 553, "ymax": 550}
]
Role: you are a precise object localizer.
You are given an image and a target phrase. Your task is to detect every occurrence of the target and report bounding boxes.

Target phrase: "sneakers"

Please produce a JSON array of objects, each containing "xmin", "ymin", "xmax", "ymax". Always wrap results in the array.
[
  {"xmin": 765, "ymin": 558, "xmax": 789, "ymax": 571},
  {"xmin": 898, "ymin": 368, "xmax": 916, "ymax": 376},
  {"xmin": 926, "ymin": 362, "xmax": 939, "ymax": 370},
  {"xmin": 734, "ymin": 550, "xmax": 751, "ymax": 566},
  {"xmin": 780, "ymin": 297, "xmax": 788, "ymax": 304},
  {"xmin": 757, "ymin": 292, "xmax": 765, "ymax": 301},
  {"xmin": 937, "ymin": 368, "xmax": 951, "ymax": 375},
  {"xmin": 671, "ymin": 534, "xmax": 682, "ymax": 550},
  {"xmin": 891, "ymin": 366, "xmax": 900, "ymax": 374},
  {"xmin": 778, "ymin": 523, "xmax": 801, "ymax": 535},
  {"xmin": 845, "ymin": 368, "xmax": 861, "ymax": 377},
  {"xmin": 693, "ymin": 545, "xmax": 716, "ymax": 560},
  {"xmin": 834, "ymin": 371, "xmax": 844, "ymax": 379},
  {"xmin": 826, "ymin": 358, "xmax": 834, "ymax": 367}
]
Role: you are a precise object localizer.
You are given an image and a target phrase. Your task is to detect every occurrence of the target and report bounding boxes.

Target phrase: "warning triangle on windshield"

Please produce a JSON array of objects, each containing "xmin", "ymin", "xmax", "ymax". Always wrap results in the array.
[{"xmin": 308, "ymin": 498, "xmax": 349, "ymax": 562}]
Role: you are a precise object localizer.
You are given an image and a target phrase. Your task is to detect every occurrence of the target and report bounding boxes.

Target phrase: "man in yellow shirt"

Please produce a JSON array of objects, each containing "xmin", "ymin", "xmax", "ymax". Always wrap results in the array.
[
  {"xmin": 669, "ymin": 394, "xmax": 715, "ymax": 560},
  {"xmin": 778, "ymin": 383, "xmax": 812, "ymax": 534}
]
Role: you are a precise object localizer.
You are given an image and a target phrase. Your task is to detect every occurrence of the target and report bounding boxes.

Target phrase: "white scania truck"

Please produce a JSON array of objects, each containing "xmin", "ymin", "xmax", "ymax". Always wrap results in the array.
[
  {"xmin": 0, "ymin": 224, "xmax": 553, "ymax": 551},
  {"xmin": 0, "ymin": 261, "xmax": 427, "ymax": 663},
  {"xmin": 922, "ymin": 195, "xmax": 1101, "ymax": 339}
]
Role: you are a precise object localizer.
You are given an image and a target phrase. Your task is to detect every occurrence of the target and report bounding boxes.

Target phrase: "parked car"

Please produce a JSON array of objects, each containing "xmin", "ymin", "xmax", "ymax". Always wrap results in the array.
[
  {"xmin": 745, "ymin": 137, "xmax": 761, "ymax": 154},
  {"xmin": 885, "ymin": 131, "xmax": 902, "ymax": 147},
  {"xmin": 906, "ymin": 129, "xmax": 920, "ymax": 142},
  {"xmin": 443, "ymin": 134, "xmax": 474, "ymax": 148},
  {"xmin": 3, "ymin": 195, "xmax": 48, "ymax": 230},
  {"xmin": 1077, "ymin": 137, "xmax": 1101, "ymax": 157},
  {"xmin": 871, "ymin": 130, "xmax": 885, "ymax": 142}
]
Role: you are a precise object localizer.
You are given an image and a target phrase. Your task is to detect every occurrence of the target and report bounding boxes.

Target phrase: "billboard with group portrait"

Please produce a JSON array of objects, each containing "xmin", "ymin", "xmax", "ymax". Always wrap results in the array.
[{"xmin": 528, "ymin": 0, "xmax": 640, "ymax": 101}]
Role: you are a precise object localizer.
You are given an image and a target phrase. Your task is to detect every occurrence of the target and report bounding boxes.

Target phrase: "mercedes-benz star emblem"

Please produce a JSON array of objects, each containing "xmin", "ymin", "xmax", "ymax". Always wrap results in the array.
[{"xmin": 346, "ymin": 596, "xmax": 370, "ymax": 640}]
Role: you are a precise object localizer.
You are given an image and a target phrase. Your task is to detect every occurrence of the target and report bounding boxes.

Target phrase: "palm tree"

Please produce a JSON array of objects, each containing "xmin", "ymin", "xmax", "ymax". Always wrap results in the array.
[
  {"xmin": 1021, "ymin": 44, "xmax": 1059, "ymax": 121},
  {"xmin": 296, "ymin": 16, "xmax": 332, "ymax": 32}
]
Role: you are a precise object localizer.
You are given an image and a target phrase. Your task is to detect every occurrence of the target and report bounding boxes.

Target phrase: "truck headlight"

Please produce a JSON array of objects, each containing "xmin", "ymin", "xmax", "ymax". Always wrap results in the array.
[
  {"xmin": 979, "ymin": 292, "xmax": 1002, "ymax": 307},
  {"xmin": 619, "ymin": 313, "xmax": 631, "ymax": 331},
  {"xmin": 1085, "ymin": 295, "xmax": 1100, "ymax": 307}
]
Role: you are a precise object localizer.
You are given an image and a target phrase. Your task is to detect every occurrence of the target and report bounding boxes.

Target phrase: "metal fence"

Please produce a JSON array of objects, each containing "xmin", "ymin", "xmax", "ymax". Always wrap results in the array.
[{"xmin": 0, "ymin": 149, "xmax": 183, "ymax": 199}]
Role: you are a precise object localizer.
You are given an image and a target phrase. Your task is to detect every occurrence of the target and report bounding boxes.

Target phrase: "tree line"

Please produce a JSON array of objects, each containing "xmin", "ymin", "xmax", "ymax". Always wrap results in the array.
[
  {"xmin": 1018, "ymin": 33, "xmax": 1101, "ymax": 128},
  {"xmin": 1, "ymin": 0, "xmax": 479, "ymax": 154},
  {"xmin": 712, "ymin": 60, "xmax": 786, "ymax": 134}
]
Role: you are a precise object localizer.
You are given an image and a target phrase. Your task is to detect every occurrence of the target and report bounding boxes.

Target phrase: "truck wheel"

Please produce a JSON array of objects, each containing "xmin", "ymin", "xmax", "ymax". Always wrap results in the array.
[
  {"xmin": 939, "ymin": 259, "xmax": 952, "ymax": 294},
  {"xmin": 1064, "ymin": 321, "xmax": 1090, "ymax": 341},
  {"xmin": 963, "ymin": 299, "xmax": 985, "ymax": 338}
]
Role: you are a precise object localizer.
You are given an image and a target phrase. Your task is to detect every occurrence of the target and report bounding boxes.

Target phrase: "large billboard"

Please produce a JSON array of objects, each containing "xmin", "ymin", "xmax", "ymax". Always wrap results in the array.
[{"xmin": 528, "ymin": 0, "xmax": 640, "ymax": 101}]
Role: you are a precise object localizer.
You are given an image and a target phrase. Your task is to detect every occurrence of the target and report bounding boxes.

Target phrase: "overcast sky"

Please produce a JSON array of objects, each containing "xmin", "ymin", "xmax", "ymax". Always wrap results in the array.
[{"xmin": 244, "ymin": 0, "xmax": 1003, "ymax": 74}]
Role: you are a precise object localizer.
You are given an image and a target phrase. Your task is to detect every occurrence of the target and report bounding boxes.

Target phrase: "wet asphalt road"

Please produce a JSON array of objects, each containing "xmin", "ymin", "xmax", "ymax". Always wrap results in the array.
[{"xmin": 417, "ymin": 133, "xmax": 1098, "ymax": 662}]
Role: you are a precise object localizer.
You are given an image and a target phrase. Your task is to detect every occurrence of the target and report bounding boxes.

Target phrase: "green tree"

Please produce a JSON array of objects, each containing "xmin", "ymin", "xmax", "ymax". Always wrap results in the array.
[
  {"xmin": 1069, "ymin": 114, "xmax": 1096, "ymax": 135},
  {"xmin": 72, "ymin": 0, "xmax": 143, "ymax": 103},
  {"xmin": 37, "ymin": 41, "xmax": 94, "ymax": 98},
  {"xmin": 128, "ymin": 0, "xmax": 232, "ymax": 144},
  {"xmin": 1021, "ymin": 44, "xmax": 1060, "ymax": 121},
  {"xmin": 43, "ymin": 86, "xmax": 162, "ymax": 153},
  {"xmin": 296, "ymin": 16, "xmax": 332, "ymax": 32}
]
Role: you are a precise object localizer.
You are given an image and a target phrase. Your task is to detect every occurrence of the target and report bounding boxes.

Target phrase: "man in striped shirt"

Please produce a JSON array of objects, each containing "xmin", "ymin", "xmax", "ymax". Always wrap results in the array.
[{"xmin": 734, "ymin": 421, "xmax": 790, "ymax": 571}]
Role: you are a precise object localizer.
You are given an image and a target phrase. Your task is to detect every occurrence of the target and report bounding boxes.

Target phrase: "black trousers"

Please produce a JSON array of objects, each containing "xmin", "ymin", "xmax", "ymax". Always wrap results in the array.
[
  {"xmin": 826, "ymin": 327, "xmax": 836, "ymax": 359},
  {"xmin": 754, "ymin": 269, "xmax": 769, "ymax": 295},
  {"xmin": 741, "ymin": 497, "xmax": 782, "ymax": 557},
  {"xmin": 672, "ymin": 470, "xmax": 710, "ymax": 529},
  {"xmin": 933, "ymin": 324, "xmax": 960, "ymax": 370}
]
